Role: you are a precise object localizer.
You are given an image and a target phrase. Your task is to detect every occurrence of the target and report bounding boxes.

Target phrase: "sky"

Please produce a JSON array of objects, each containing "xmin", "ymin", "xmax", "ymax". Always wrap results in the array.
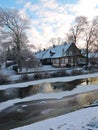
[{"xmin": 0, "ymin": 0, "xmax": 98, "ymax": 50}]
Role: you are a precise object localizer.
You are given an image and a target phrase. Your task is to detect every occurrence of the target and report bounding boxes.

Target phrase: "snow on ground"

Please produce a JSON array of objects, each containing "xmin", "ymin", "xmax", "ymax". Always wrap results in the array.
[
  {"xmin": 1, "ymin": 71, "xmax": 98, "ymax": 90},
  {"xmin": 1, "ymin": 65, "xmax": 16, "ymax": 75},
  {"xmin": 20, "ymin": 65, "xmax": 64, "ymax": 72},
  {"xmin": 12, "ymin": 106, "xmax": 98, "ymax": 130}
]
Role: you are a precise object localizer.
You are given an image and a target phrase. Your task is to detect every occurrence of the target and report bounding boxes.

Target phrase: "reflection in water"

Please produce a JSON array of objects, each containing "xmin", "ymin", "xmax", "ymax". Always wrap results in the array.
[
  {"xmin": 83, "ymin": 77, "xmax": 98, "ymax": 85},
  {"xmin": 39, "ymin": 83, "xmax": 54, "ymax": 93},
  {"xmin": 38, "ymin": 80, "xmax": 82, "ymax": 94},
  {"xmin": 19, "ymin": 77, "xmax": 98, "ymax": 98},
  {"xmin": 0, "ymin": 77, "xmax": 98, "ymax": 101}
]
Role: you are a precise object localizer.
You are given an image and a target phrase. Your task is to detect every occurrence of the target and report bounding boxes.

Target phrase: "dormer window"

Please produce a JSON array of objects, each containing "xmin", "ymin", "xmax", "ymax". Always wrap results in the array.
[{"xmin": 50, "ymin": 50, "xmax": 55, "ymax": 56}]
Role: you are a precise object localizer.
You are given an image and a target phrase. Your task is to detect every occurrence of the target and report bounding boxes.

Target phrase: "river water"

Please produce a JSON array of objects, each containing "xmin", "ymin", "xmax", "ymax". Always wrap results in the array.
[
  {"xmin": 0, "ymin": 89, "xmax": 98, "ymax": 130},
  {"xmin": 0, "ymin": 77, "xmax": 98, "ymax": 129},
  {"xmin": 0, "ymin": 76, "xmax": 98, "ymax": 101}
]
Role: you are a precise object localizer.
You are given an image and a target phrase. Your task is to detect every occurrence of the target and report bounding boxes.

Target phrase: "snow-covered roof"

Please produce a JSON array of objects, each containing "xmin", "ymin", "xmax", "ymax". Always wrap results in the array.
[
  {"xmin": 36, "ymin": 43, "xmax": 72, "ymax": 59},
  {"xmin": 35, "ymin": 49, "xmax": 49, "ymax": 59},
  {"xmin": 88, "ymin": 52, "xmax": 98, "ymax": 58}
]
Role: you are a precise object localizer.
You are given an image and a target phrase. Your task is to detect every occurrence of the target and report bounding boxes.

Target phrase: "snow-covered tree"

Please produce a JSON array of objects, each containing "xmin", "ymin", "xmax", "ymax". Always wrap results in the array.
[{"xmin": 0, "ymin": 8, "xmax": 30, "ymax": 71}]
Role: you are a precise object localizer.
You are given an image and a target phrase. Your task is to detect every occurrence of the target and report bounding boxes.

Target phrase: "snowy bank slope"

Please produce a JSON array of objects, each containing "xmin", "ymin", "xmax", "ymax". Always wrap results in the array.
[
  {"xmin": 0, "ymin": 72, "xmax": 98, "ymax": 90},
  {"xmin": 13, "ymin": 106, "xmax": 98, "ymax": 130}
]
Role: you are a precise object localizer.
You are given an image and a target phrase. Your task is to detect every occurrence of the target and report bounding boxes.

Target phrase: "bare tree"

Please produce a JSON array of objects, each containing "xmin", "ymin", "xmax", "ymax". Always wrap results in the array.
[
  {"xmin": 0, "ymin": 29, "xmax": 12, "ymax": 66},
  {"xmin": 48, "ymin": 38, "xmax": 56, "ymax": 48},
  {"xmin": 84, "ymin": 16, "xmax": 98, "ymax": 69},
  {"xmin": 0, "ymin": 8, "xmax": 30, "ymax": 71},
  {"xmin": 25, "ymin": 55, "xmax": 41, "ymax": 72},
  {"xmin": 68, "ymin": 16, "xmax": 98, "ymax": 69},
  {"xmin": 67, "ymin": 16, "xmax": 87, "ymax": 44},
  {"xmin": 20, "ymin": 46, "xmax": 41, "ymax": 72},
  {"xmin": 66, "ymin": 16, "xmax": 87, "ymax": 67}
]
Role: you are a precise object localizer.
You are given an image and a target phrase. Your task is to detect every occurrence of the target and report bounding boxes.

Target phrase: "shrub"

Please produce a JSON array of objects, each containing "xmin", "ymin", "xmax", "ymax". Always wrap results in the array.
[
  {"xmin": 33, "ymin": 73, "xmax": 43, "ymax": 80},
  {"xmin": 42, "ymin": 72, "xmax": 51, "ymax": 79},
  {"xmin": 71, "ymin": 69, "xmax": 82, "ymax": 76},
  {"xmin": 13, "ymin": 65, "xmax": 19, "ymax": 72},
  {"xmin": 19, "ymin": 74, "xmax": 30, "ymax": 82},
  {"xmin": 0, "ymin": 73, "xmax": 10, "ymax": 85},
  {"xmin": 51, "ymin": 70, "xmax": 69, "ymax": 77}
]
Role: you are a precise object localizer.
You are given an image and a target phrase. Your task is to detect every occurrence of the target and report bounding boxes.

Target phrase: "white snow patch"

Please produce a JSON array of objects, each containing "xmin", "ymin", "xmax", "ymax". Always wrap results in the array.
[
  {"xmin": 12, "ymin": 107, "xmax": 98, "ymax": 130},
  {"xmin": 0, "ymin": 72, "xmax": 98, "ymax": 90},
  {"xmin": 41, "ymin": 109, "xmax": 55, "ymax": 115}
]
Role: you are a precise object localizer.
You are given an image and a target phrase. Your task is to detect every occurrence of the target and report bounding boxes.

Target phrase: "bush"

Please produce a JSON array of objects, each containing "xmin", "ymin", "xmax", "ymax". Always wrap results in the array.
[
  {"xmin": 42, "ymin": 72, "xmax": 51, "ymax": 79},
  {"xmin": 51, "ymin": 70, "xmax": 69, "ymax": 77},
  {"xmin": 33, "ymin": 73, "xmax": 43, "ymax": 80},
  {"xmin": 13, "ymin": 65, "xmax": 19, "ymax": 72},
  {"xmin": 71, "ymin": 69, "xmax": 82, "ymax": 76},
  {"xmin": 19, "ymin": 74, "xmax": 30, "ymax": 81},
  {"xmin": 0, "ymin": 73, "xmax": 10, "ymax": 84}
]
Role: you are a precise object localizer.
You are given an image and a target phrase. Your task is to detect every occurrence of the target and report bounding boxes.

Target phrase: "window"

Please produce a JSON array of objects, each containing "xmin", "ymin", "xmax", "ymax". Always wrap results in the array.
[
  {"xmin": 69, "ymin": 51, "xmax": 73, "ymax": 55},
  {"xmin": 53, "ymin": 59, "xmax": 59, "ymax": 64},
  {"xmin": 61, "ymin": 58, "xmax": 65, "ymax": 64},
  {"xmin": 56, "ymin": 59, "xmax": 59, "ymax": 64},
  {"xmin": 68, "ymin": 58, "xmax": 73, "ymax": 63},
  {"xmin": 65, "ymin": 58, "xmax": 68, "ymax": 63}
]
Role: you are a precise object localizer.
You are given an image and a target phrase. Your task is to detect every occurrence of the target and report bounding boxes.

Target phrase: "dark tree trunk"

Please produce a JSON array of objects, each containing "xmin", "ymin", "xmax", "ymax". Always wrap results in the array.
[
  {"xmin": 85, "ymin": 43, "xmax": 89, "ymax": 70},
  {"xmin": 16, "ymin": 40, "xmax": 22, "ymax": 72}
]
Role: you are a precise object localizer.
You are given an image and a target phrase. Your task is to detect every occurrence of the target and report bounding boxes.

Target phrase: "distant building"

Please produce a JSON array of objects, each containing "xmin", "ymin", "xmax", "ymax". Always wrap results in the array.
[
  {"xmin": 88, "ymin": 52, "xmax": 98, "ymax": 66},
  {"xmin": 36, "ymin": 42, "xmax": 86, "ymax": 67}
]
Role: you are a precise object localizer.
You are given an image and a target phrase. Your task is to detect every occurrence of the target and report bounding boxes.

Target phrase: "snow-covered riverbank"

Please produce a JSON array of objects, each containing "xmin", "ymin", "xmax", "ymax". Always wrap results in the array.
[
  {"xmin": 0, "ymin": 73, "xmax": 98, "ymax": 112},
  {"xmin": 13, "ymin": 106, "xmax": 98, "ymax": 130},
  {"xmin": 1, "ymin": 71, "xmax": 98, "ymax": 90},
  {"xmin": 1, "ymin": 72, "xmax": 98, "ymax": 130}
]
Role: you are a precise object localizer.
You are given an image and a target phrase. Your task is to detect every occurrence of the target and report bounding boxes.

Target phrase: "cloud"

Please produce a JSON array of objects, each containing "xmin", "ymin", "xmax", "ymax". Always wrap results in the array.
[
  {"xmin": 72, "ymin": 0, "xmax": 98, "ymax": 19},
  {"xmin": 19, "ymin": 0, "xmax": 98, "ymax": 50},
  {"xmin": 27, "ymin": 27, "xmax": 43, "ymax": 45},
  {"xmin": 40, "ymin": 0, "xmax": 59, "ymax": 10},
  {"xmin": 16, "ymin": 0, "xmax": 25, "ymax": 4},
  {"xmin": 23, "ymin": 0, "xmax": 74, "ymax": 49}
]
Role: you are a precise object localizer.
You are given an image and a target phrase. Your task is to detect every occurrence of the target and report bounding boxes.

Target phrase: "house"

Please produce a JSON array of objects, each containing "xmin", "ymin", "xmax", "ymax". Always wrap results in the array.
[
  {"xmin": 88, "ymin": 52, "xmax": 98, "ymax": 66},
  {"xmin": 36, "ymin": 42, "xmax": 86, "ymax": 67},
  {"xmin": 35, "ymin": 49, "xmax": 51, "ymax": 65}
]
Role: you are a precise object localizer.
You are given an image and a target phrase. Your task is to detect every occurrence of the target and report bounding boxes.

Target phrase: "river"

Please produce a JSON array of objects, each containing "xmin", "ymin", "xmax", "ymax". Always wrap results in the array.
[
  {"xmin": 0, "ymin": 77, "xmax": 98, "ymax": 129},
  {"xmin": 0, "ymin": 76, "xmax": 98, "ymax": 101},
  {"xmin": 0, "ymin": 90, "xmax": 98, "ymax": 129}
]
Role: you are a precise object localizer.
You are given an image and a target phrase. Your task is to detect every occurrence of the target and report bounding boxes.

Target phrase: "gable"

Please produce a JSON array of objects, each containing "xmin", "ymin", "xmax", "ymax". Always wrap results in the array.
[{"xmin": 66, "ymin": 43, "xmax": 81, "ymax": 56}]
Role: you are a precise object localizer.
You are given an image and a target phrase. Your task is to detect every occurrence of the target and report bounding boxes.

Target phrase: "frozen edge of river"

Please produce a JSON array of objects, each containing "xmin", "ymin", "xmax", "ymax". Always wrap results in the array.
[{"xmin": 0, "ymin": 72, "xmax": 98, "ymax": 111}]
